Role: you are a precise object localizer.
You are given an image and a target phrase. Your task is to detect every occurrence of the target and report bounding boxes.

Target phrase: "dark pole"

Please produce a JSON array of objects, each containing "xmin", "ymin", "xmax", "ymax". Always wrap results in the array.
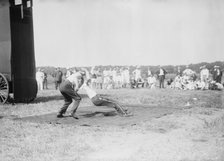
[{"xmin": 9, "ymin": 0, "xmax": 37, "ymax": 103}]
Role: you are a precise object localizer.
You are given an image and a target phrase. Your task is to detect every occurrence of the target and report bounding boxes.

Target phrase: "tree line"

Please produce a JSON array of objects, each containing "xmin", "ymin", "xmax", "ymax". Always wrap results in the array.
[{"xmin": 37, "ymin": 61, "xmax": 224, "ymax": 77}]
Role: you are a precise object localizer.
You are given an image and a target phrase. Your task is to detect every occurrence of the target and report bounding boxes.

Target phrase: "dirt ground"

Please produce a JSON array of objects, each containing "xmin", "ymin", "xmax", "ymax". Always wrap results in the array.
[{"xmin": 0, "ymin": 88, "xmax": 224, "ymax": 161}]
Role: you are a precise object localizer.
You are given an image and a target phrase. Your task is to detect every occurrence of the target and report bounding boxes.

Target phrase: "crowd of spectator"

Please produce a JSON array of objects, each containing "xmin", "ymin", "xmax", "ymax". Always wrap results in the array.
[
  {"xmin": 169, "ymin": 65, "xmax": 223, "ymax": 90},
  {"xmin": 36, "ymin": 64, "xmax": 223, "ymax": 91}
]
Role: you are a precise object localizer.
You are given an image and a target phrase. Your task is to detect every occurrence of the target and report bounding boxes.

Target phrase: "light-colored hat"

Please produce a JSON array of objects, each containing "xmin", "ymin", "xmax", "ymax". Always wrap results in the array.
[
  {"xmin": 214, "ymin": 65, "xmax": 219, "ymax": 68},
  {"xmin": 200, "ymin": 65, "xmax": 206, "ymax": 69}
]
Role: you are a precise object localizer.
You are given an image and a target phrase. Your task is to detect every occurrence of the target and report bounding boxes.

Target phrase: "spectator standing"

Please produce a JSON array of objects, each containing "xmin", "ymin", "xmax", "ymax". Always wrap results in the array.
[
  {"xmin": 132, "ymin": 66, "xmax": 142, "ymax": 86},
  {"xmin": 54, "ymin": 67, "xmax": 63, "ymax": 90},
  {"xmin": 213, "ymin": 66, "xmax": 223, "ymax": 83},
  {"xmin": 122, "ymin": 67, "xmax": 130, "ymax": 88},
  {"xmin": 36, "ymin": 68, "xmax": 44, "ymax": 91},
  {"xmin": 157, "ymin": 66, "xmax": 167, "ymax": 88},
  {"xmin": 43, "ymin": 70, "xmax": 48, "ymax": 89},
  {"xmin": 177, "ymin": 66, "xmax": 182, "ymax": 76},
  {"xmin": 96, "ymin": 68, "xmax": 103, "ymax": 89},
  {"xmin": 90, "ymin": 66, "xmax": 97, "ymax": 89},
  {"xmin": 200, "ymin": 65, "xmax": 209, "ymax": 83},
  {"xmin": 148, "ymin": 68, "xmax": 152, "ymax": 77}
]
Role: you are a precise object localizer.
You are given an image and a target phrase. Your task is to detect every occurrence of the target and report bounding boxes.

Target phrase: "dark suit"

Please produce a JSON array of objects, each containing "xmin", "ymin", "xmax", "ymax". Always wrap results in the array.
[
  {"xmin": 213, "ymin": 69, "xmax": 222, "ymax": 83},
  {"xmin": 157, "ymin": 68, "xmax": 167, "ymax": 88},
  {"xmin": 54, "ymin": 69, "xmax": 63, "ymax": 90}
]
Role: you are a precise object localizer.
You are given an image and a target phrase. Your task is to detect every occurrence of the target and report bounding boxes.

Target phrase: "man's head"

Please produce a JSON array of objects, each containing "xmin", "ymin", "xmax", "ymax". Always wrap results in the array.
[
  {"xmin": 200, "ymin": 65, "xmax": 205, "ymax": 70},
  {"xmin": 214, "ymin": 65, "xmax": 219, "ymax": 69},
  {"xmin": 77, "ymin": 77, "xmax": 84, "ymax": 87}
]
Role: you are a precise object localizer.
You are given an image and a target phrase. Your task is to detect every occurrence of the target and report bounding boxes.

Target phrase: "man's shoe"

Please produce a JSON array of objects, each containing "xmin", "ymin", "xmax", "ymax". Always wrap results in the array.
[
  {"xmin": 121, "ymin": 111, "xmax": 133, "ymax": 117},
  {"xmin": 69, "ymin": 113, "xmax": 79, "ymax": 119},
  {"xmin": 57, "ymin": 113, "xmax": 64, "ymax": 118}
]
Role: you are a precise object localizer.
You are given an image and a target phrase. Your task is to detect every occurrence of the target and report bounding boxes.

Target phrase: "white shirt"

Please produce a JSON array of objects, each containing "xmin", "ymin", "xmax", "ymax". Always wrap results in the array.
[
  {"xmin": 66, "ymin": 70, "xmax": 71, "ymax": 78},
  {"xmin": 159, "ymin": 69, "xmax": 164, "ymax": 76},
  {"xmin": 200, "ymin": 68, "xmax": 209, "ymax": 78},
  {"xmin": 133, "ymin": 69, "xmax": 141, "ymax": 80},
  {"xmin": 81, "ymin": 83, "xmax": 97, "ymax": 99},
  {"xmin": 36, "ymin": 71, "xmax": 44, "ymax": 81},
  {"xmin": 67, "ymin": 72, "xmax": 82, "ymax": 90}
]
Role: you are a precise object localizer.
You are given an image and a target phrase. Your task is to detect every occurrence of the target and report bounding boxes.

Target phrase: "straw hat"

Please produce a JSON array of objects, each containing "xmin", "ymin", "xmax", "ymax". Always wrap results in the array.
[{"xmin": 200, "ymin": 65, "xmax": 206, "ymax": 69}]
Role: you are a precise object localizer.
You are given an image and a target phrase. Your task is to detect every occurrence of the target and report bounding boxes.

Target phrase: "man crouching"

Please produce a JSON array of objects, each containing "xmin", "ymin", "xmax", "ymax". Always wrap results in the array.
[{"xmin": 57, "ymin": 71, "xmax": 84, "ymax": 119}]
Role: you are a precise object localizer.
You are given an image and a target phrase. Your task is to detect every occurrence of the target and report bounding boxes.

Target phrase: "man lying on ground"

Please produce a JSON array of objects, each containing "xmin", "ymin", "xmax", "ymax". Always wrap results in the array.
[{"xmin": 80, "ymin": 80, "xmax": 132, "ymax": 117}]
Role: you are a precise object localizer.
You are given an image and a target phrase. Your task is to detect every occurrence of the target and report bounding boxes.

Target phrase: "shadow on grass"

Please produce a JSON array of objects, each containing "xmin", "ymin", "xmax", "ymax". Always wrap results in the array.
[
  {"xmin": 82, "ymin": 111, "xmax": 117, "ymax": 117},
  {"xmin": 32, "ymin": 94, "xmax": 89, "ymax": 103},
  {"xmin": 13, "ymin": 110, "xmax": 117, "ymax": 124}
]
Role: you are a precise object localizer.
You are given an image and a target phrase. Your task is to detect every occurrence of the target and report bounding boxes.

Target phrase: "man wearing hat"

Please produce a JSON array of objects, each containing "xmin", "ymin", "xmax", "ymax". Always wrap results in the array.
[
  {"xmin": 57, "ymin": 71, "xmax": 84, "ymax": 119},
  {"xmin": 213, "ymin": 65, "xmax": 222, "ymax": 83},
  {"xmin": 157, "ymin": 66, "xmax": 167, "ymax": 88},
  {"xmin": 54, "ymin": 67, "xmax": 63, "ymax": 90}
]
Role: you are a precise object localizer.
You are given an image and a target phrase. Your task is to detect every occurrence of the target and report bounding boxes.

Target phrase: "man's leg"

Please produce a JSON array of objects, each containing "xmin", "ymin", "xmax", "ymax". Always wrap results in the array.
[
  {"xmin": 55, "ymin": 81, "xmax": 58, "ymax": 90},
  {"xmin": 159, "ymin": 77, "xmax": 162, "ymax": 88},
  {"xmin": 57, "ymin": 92, "xmax": 72, "ymax": 117},
  {"xmin": 98, "ymin": 97, "xmax": 128, "ymax": 116},
  {"xmin": 64, "ymin": 87, "xmax": 82, "ymax": 119},
  {"xmin": 45, "ymin": 79, "xmax": 48, "ymax": 89},
  {"xmin": 69, "ymin": 100, "xmax": 81, "ymax": 119},
  {"xmin": 162, "ymin": 77, "xmax": 165, "ymax": 88}
]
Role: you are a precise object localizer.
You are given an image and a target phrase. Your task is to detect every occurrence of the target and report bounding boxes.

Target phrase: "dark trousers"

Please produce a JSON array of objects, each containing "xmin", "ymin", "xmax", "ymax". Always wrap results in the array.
[
  {"xmin": 58, "ymin": 80, "xmax": 81, "ymax": 114},
  {"xmin": 43, "ymin": 79, "xmax": 48, "ymax": 89},
  {"xmin": 55, "ymin": 80, "xmax": 62, "ymax": 90},
  {"xmin": 91, "ymin": 95, "xmax": 126, "ymax": 114},
  {"xmin": 216, "ymin": 76, "xmax": 222, "ymax": 83},
  {"xmin": 159, "ymin": 75, "xmax": 165, "ymax": 88}
]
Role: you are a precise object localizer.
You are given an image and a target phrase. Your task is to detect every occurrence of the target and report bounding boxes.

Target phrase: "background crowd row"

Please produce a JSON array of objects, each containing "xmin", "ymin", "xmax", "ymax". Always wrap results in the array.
[{"xmin": 36, "ymin": 63, "xmax": 224, "ymax": 91}]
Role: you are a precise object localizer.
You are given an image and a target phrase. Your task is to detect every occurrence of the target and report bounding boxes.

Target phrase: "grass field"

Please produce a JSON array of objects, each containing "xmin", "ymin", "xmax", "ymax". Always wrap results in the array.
[{"xmin": 0, "ymin": 87, "xmax": 224, "ymax": 161}]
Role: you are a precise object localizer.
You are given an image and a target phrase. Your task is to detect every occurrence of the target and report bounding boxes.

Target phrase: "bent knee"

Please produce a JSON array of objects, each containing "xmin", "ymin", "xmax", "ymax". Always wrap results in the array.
[{"xmin": 74, "ymin": 97, "xmax": 82, "ymax": 101}]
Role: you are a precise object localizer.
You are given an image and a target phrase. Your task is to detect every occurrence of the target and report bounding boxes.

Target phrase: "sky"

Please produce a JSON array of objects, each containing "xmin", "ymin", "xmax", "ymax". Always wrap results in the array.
[{"xmin": 33, "ymin": 0, "xmax": 224, "ymax": 67}]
